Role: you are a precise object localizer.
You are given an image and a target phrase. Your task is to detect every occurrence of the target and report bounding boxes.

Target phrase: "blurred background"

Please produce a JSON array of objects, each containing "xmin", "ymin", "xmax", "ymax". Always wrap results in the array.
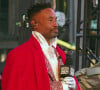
[{"xmin": 0, "ymin": 0, "xmax": 100, "ymax": 89}]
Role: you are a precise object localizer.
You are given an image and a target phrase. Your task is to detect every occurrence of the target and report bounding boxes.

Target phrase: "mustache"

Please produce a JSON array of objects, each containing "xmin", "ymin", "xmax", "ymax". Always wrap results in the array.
[{"xmin": 52, "ymin": 27, "xmax": 58, "ymax": 29}]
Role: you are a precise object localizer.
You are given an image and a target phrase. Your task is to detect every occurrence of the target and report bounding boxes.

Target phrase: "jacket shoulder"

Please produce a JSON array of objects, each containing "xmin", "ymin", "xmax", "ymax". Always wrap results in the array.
[{"xmin": 9, "ymin": 41, "xmax": 29, "ymax": 54}]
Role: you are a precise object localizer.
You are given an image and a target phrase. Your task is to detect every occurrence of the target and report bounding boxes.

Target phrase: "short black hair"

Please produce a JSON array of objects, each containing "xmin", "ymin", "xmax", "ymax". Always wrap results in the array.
[{"xmin": 27, "ymin": 2, "xmax": 52, "ymax": 21}]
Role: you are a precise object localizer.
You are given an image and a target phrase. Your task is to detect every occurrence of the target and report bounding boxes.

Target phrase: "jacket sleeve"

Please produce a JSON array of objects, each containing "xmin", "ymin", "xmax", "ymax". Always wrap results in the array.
[{"xmin": 74, "ymin": 76, "xmax": 81, "ymax": 90}]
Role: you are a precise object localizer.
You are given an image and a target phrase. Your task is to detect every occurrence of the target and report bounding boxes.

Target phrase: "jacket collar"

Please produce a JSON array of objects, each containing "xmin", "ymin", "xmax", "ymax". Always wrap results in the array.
[
  {"xmin": 28, "ymin": 34, "xmax": 66, "ymax": 63},
  {"xmin": 28, "ymin": 34, "xmax": 42, "ymax": 49}
]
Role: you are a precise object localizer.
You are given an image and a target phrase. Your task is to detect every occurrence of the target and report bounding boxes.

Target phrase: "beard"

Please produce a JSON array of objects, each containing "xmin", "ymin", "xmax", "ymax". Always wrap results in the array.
[{"xmin": 49, "ymin": 29, "xmax": 58, "ymax": 39}]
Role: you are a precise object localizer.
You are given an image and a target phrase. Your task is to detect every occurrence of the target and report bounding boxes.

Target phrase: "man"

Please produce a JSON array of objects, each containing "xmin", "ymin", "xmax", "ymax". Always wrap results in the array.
[{"xmin": 1, "ymin": 2, "xmax": 80, "ymax": 90}]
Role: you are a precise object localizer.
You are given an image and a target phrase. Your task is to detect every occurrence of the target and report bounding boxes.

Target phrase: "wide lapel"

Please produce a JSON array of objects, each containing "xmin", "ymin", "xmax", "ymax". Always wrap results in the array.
[
  {"xmin": 28, "ymin": 35, "xmax": 50, "ymax": 89},
  {"xmin": 28, "ymin": 34, "xmax": 49, "ymax": 71}
]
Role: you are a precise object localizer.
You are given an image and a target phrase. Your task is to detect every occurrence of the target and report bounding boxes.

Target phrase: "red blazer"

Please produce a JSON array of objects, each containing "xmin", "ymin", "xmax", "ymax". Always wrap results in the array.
[{"xmin": 1, "ymin": 35, "xmax": 80, "ymax": 90}]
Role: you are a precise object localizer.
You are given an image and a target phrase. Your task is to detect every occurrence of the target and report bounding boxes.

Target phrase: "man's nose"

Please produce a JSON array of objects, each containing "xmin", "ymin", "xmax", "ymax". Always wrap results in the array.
[{"xmin": 53, "ymin": 21, "xmax": 58, "ymax": 27}]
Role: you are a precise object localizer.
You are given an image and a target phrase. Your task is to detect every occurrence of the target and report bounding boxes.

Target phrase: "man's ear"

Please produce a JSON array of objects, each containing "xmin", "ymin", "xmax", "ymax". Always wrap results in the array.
[
  {"xmin": 30, "ymin": 20, "xmax": 38, "ymax": 29},
  {"xmin": 30, "ymin": 20, "xmax": 37, "ymax": 26}
]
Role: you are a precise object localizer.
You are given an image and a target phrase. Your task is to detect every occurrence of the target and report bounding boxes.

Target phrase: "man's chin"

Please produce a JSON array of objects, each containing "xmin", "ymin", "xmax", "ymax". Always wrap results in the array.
[
  {"xmin": 51, "ymin": 34, "xmax": 58, "ymax": 39},
  {"xmin": 49, "ymin": 32, "xmax": 58, "ymax": 39}
]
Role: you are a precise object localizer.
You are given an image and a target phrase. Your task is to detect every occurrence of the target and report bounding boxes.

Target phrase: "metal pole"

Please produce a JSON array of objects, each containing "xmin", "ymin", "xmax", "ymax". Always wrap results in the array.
[
  {"xmin": 69, "ymin": 0, "xmax": 75, "ymax": 43},
  {"xmin": 75, "ymin": 0, "xmax": 81, "ymax": 71},
  {"xmin": 96, "ymin": 0, "xmax": 100, "ymax": 58},
  {"xmin": 68, "ymin": 0, "xmax": 76, "ymax": 70},
  {"xmin": 82, "ymin": 0, "xmax": 87, "ymax": 68}
]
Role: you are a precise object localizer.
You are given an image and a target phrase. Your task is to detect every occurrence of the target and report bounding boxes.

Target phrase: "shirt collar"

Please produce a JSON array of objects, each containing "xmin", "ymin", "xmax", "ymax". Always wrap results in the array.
[{"xmin": 32, "ymin": 31, "xmax": 57, "ymax": 48}]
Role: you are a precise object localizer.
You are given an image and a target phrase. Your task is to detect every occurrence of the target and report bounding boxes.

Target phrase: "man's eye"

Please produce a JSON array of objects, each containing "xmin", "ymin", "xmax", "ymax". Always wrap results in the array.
[{"xmin": 49, "ymin": 20, "xmax": 53, "ymax": 22}]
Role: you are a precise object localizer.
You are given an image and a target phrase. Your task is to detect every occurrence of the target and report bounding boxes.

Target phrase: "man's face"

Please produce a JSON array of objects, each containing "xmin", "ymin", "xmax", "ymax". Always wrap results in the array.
[{"xmin": 32, "ymin": 8, "xmax": 58, "ymax": 40}]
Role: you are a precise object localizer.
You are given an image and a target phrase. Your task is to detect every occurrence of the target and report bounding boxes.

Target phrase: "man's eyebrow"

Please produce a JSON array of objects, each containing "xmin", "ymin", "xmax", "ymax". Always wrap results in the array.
[{"xmin": 48, "ymin": 16, "xmax": 57, "ymax": 19}]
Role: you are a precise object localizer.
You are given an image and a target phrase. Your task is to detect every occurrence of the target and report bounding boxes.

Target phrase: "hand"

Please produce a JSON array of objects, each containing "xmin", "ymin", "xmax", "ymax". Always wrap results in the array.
[{"xmin": 63, "ymin": 77, "xmax": 76, "ymax": 89}]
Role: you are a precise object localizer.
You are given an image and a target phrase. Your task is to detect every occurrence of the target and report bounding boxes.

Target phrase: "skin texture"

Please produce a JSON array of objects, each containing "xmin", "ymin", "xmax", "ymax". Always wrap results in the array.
[{"xmin": 31, "ymin": 8, "xmax": 58, "ymax": 44}]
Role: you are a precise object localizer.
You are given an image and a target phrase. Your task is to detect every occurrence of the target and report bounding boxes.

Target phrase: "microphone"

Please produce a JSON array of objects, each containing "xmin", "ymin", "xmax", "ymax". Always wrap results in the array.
[
  {"xmin": 60, "ymin": 56, "xmax": 74, "ymax": 78},
  {"xmin": 60, "ymin": 64, "xmax": 70, "ymax": 78}
]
